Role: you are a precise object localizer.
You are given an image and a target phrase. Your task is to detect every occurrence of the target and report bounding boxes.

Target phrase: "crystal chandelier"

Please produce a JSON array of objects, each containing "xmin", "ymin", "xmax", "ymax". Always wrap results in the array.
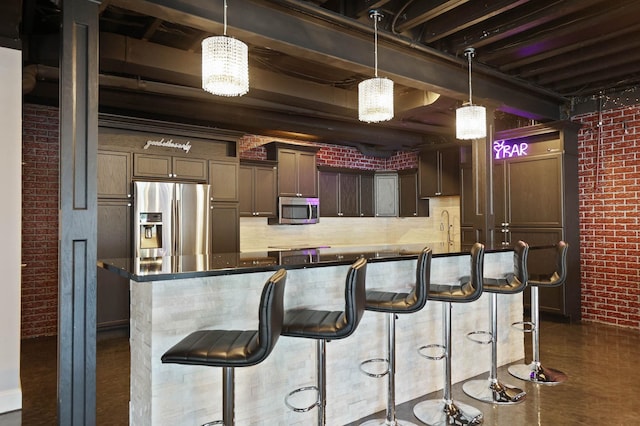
[
  {"xmin": 358, "ymin": 10, "xmax": 394, "ymax": 123},
  {"xmin": 456, "ymin": 48, "xmax": 486, "ymax": 140},
  {"xmin": 201, "ymin": 0, "xmax": 249, "ymax": 97}
]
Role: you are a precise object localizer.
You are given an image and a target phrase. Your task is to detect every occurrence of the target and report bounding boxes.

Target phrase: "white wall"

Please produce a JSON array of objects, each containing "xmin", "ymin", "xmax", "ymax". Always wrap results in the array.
[{"xmin": 0, "ymin": 46, "xmax": 23, "ymax": 413}]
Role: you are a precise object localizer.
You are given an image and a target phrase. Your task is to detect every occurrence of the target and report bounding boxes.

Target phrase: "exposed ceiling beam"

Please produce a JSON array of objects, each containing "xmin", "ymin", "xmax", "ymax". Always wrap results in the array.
[
  {"xmin": 421, "ymin": 0, "xmax": 529, "ymax": 44},
  {"xmin": 107, "ymin": 0, "xmax": 564, "ymax": 120},
  {"xmin": 393, "ymin": 0, "xmax": 470, "ymax": 33}
]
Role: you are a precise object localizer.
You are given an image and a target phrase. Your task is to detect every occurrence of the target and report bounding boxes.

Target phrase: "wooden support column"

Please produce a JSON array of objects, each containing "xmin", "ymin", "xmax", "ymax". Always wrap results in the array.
[
  {"xmin": 471, "ymin": 106, "xmax": 495, "ymax": 245},
  {"xmin": 58, "ymin": 0, "xmax": 100, "ymax": 424}
]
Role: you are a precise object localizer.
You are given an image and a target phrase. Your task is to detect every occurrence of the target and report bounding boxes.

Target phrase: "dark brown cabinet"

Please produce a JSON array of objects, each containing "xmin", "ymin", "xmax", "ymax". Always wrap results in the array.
[
  {"xmin": 133, "ymin": 153, "xmax": 208, "ymax": 181},
  {"xmin": 399, "ymin": 169, "xmax": 429, "ymax": 217},
  {"xmin": 239, "ymin": 160, "xmax": 277, "ymax": 217},
  {"xmin": 97, "ymin": 199, "xmax": 131, "ymax": 329},
  {"xmin": 266, "ymin": 142, "xmax": 319, "ymax": 197},
  {"xmin": 211, "ymin": 203, "xmax": 240, "ymax": 253},
  {"xmin": 419, "ymin": 147, "xmax": 460, "ymax": 197},
  {"xmin": 491, "ymin": 123, "xmax": 580, "ymax": 320},
  {"xmin": 318, "ymin": 168, "xmax": 375, "ymax": 217},
  {"xmin": 98, "ymin": 150, "xmax": 131, "ymax": 199},
  {"xmin": 209, "ymin": 159, "xmax": 239, "ymax": 202}
]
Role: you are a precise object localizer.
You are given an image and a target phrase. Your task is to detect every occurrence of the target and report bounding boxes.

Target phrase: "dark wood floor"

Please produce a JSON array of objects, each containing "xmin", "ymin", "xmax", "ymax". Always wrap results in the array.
[{"xmin": 10, "ymin": 318, "xmax": 640, "ymax": 425}]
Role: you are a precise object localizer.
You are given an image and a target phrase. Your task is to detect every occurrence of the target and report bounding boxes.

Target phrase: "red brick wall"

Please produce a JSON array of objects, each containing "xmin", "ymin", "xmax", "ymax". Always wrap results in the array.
[
  {"xmin": 574, "ymin": 104, "xmax": 640, "ymax": 329},
  {"xmin": 238, "ymin": 135, "xmax": 418, "ymax": 170},
  {"xmin": 22, "ymin": 104, "xmax": 59, "ymax": 338}
]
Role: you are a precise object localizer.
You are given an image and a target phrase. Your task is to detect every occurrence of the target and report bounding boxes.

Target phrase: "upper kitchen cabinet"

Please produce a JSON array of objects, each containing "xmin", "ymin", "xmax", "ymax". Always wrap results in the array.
[
  {"xmin": 419, "ymin": 147, "xmax": 460, "ymax": 197},
  {"xmin": 375, "ymin": 172, "xmax": 398, "ymax": 217},
  {"xmin": 265, "ymin": 142, "xmax": 319, "ymax": 197},
  {"xmin": 98, "ymin": 150, "xmax": 131, "ymax": 199},
  {"xmin": 133, "ymin": 153, "xmax": 208, "ymax": 181},
  {"xmin": 209, "ymin": 159, "xmax": 239, "ymax": 202},
  {"xmin": 239, "ymin": 160, "xmax": 278, "ymax": 217},
  {"xmin": 318, "ymin": 167, "xmax": 372, "ymax": 217},
  {"xmin": 398, "ymin": 169, "xmax": 429, "ymax": 217}
]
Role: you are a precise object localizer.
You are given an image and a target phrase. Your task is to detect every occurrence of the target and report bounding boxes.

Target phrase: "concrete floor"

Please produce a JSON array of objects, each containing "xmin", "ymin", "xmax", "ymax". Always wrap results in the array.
[{"xmin": 6, "ymin": 318, "xmax": 640, "ymax": 425}]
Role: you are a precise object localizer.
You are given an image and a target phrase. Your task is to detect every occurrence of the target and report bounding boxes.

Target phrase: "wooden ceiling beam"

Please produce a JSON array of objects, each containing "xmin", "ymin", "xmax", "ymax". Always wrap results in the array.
[{"xmin": 394, "ymin": 0, "xmax": 470, "ymax": 33}]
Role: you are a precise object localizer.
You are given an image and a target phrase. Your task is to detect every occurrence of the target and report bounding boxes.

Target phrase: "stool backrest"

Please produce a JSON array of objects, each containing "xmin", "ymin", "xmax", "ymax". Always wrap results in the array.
[
  {"xmin": 257, "ymin": 268, "xmax": 287, "ymax": 361},
  {"xmin": 339, "ymin": 257, "xmax": 368, "ymax": 339},
  {"xmin": 551, "ymin": 241, "xmax": 569, "ymax": 285},
  {"xmin": 530, "ymin": 241, "xmax": 568, "ymax": 286},
  {"xmin": 407, "ymin": 247, "xmax": 432, "ymax": 312},
  {"xmin": 513, "ymin": 240, "xmax": 529, "ymax": 287},
  {"xmin": 467, "ymin": 242, "xmax": 485, "ymax": 301}
]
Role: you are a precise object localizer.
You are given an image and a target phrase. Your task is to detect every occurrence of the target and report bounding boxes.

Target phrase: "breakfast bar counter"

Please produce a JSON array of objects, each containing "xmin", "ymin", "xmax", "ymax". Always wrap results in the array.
[{"xmin": 99, "ymin": 243, "xmax": 524, "ymax": 426}]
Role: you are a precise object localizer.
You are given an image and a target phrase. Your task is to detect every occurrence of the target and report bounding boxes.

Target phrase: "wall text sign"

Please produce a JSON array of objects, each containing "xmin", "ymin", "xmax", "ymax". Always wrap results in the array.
[
  {"xmin": 144, "ymin": 138, "xmax": 192, "ymax": 153},
  {"xmin": 493, "ymin": 140, "xmax": 528, "ymax": 160}
]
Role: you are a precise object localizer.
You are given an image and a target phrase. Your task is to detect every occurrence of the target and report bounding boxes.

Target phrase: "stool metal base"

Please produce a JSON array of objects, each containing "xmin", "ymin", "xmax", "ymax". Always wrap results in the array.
[
  {"xmin": 413, "ymin": 399, "xmax": 483, "ymax": 426},
  {"xmin": 360, "ymin": 417, "xmax": 419, "ymax": 426},
  {"xmin": 462, "ymin": 379, "xmax": 526, "ymax": 405},
  {"xmin": 508, "ymin": 362, "xmax": 567, "ymax": 385}
]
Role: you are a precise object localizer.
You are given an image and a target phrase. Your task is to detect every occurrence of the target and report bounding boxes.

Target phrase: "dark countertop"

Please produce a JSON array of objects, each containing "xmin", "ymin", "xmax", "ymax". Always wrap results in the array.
[{"xmin": 97, "ymin": 242, "xmax": 526, "ymax": 282}]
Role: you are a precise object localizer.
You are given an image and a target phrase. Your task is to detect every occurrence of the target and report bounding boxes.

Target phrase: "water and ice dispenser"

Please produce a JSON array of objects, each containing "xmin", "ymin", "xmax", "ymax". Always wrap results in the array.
[{"xmin": 139, "ymin": 212, "xmax": 163, "ymax": 250}]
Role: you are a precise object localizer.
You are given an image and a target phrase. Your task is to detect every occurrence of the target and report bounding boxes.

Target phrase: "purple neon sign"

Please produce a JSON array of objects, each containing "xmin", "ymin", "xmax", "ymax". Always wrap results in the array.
[{"xmin": 493, "ymin": 140, "xmax": 529, "ymax": 160}]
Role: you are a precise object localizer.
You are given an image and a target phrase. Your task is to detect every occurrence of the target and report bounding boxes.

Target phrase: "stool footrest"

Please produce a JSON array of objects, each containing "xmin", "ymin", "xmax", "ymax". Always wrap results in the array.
[
  {"xmin": 359, "ymin": 357, "xmax": 389, "ymax": 378},
  {"xmin": 510, "ymin": 320, "xmax": 535, "ymax": 333},
  {"xmin": 417, "ymin": 344, "xmax": 446, "ymax": 361},
  {"xmin": 284, "ymin": 385, "xmax": 320, "ymax": 413},
  {"xmin": 202, "ymin": 421, "xmax": 223, "ymax": 426},
  {"xmin": 466, "ymin": 330, "xmax": 493, "ymax": 345}
]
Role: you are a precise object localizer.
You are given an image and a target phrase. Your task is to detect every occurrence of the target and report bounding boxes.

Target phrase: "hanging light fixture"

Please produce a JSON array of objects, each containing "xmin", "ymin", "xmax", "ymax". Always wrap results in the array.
[
  {"xmin": 359, "ymin": 10, "xmax": 394, "ymax": 123},
  {"xmin": 456, "ymin": 47, "xmax": 486, "ymax": 140},
  {"xmin": 201, "ymin": 0, "xmax": 249, "ymax": 97}
]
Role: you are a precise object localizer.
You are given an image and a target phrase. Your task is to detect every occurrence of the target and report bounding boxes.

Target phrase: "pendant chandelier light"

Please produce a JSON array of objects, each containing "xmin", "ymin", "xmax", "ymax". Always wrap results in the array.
[
  {"xmin": 456, "ymin": 47, "xmax": 486, "ymax": 140},
  {"xmin": 358, "ymin": 10, "xmax": 394, "ymax": 123},
  {"xmin": 201, "ymin": 0, "xmax": 249, "ymax": 97}
]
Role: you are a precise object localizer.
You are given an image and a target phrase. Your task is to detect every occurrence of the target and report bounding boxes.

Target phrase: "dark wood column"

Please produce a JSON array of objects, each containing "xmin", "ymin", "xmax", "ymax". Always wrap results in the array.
[
  {"xmin": 471, "ymin": 106, "xmax": 495, "ymax": 245},
  {"xmin": 58, "ymin": 0, "xmax": 100, "ymax": 423}
]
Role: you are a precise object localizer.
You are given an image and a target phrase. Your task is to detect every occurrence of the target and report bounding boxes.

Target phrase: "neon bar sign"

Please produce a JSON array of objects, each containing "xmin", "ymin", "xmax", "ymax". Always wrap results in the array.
[{"xmin": 493, "ymin": 140, "xmax": 529, "ymax": 160}]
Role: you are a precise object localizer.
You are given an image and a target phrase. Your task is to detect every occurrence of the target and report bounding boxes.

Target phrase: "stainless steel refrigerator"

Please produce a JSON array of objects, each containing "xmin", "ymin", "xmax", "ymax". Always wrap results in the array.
[{"xmin": 134, "ymin": 181, "xmax": 211, "ymax": 257}]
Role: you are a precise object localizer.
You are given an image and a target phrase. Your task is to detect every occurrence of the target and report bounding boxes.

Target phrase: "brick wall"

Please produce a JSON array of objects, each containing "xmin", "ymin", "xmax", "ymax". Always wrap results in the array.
[
  {"xmin": 573, "ymin": 104, "xmax": 640, "ymax": 329},
  {"xmin": 22, "ymin": 104, "xmax": 59, "ymax": 338},
  {"xmin": 238, "ymin": 135, "xmax": 418, "ymax": 170}
]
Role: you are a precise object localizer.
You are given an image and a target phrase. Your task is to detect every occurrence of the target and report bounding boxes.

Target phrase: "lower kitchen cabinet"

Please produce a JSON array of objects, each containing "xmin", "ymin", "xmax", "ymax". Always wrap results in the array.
[
  {"xmin": 97, "ymin": 199, "xmax": 131, "ymax": 329},
  {"xmin": 211, "ymin": 203, "xmax": 239, "ymax": 253}
]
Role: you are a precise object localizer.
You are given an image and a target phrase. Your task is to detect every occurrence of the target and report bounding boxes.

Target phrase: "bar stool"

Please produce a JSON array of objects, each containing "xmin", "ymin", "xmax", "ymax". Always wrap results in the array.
[
  {"xmin": 359, "ymin": 247, "xmax": 432, "ymax": 426},
  {"xmin": 413, "ymin": 242, "xmax": 485, "ymax": 426},
  {"xmin": 509, "ymin": 241, "xmax": 569, "ymax": 384},
  {"xmin": 283, "ymin": 257, "xmax": 368, "ymax": 426},
  {"xmin": 160, "ymin": 269, "xmax": 287, "ymax": 426},
  {"xmin": 462, "ymin": 240, "xmax": 529, "ymax": 405}
]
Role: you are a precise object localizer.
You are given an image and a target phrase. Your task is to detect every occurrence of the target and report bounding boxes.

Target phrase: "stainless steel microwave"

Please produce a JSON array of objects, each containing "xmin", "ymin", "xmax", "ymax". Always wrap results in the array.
[{"xmin": 272, "ymin": 196, "xmax": 320, "ymax": 224}]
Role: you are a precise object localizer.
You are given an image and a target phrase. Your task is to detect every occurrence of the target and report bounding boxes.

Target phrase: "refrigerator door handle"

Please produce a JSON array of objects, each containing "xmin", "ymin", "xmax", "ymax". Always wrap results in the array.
[{"xmin": 174, "ymin": 198, "xmax": 181, "ymax": 255}]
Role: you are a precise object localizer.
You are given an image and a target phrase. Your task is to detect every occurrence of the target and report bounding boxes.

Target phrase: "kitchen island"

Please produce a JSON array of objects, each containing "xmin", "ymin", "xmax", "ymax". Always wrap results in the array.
[{"xmin": 99, "ymin": 243, "xmax": 524, "ymax": 426}]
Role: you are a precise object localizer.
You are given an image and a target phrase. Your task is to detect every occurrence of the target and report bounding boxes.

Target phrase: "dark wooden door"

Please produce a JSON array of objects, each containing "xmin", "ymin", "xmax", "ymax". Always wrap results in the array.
[
  {"xmin": 97, "ymin": 150, "xmax": 131, "ymax": 198},
  {"xmin": 339, "ymin": 172, "xmax": 359, "ymax": 216},
  {"xmin": 209, "ymin": 160, "xmax": 238, "ymax": 202},
  {"xmin": 297, "ymin": 151, "xmax": 318, "ymax": 197},
  {"xmin": 319, "ymin": 170, "xmax": 339, "ymax": 216},
  {"xmin": 253, "ymin": 165, "xmax": 277, "ymax": 217},
  {"xmin": 211, "ymin": 203, "xmax": 239, "ymax": 253},
  {"xmin": 439, "ymin": 148, "xmax": 461, "ymax": 196},
  {"xmin": 419, "ymin": 151, "xmax": 439, "ymax": 197},
  {"xmin": 359, "ymin": 174, "xmax": 375, "ymax": 217},
  {"xmin": 276, "ymin": 149, "xmax": 298, "ymax": 196},
  {"xmin": 238, "ymin": 165, "xmax": 254, "ymax": 216}
]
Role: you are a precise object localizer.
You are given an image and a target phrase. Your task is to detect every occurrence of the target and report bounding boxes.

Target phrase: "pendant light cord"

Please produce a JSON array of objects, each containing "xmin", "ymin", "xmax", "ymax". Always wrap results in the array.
[
  {"xmin": 372, "ymin": 11, "xmax": 380, "ymax": 78},
  {"xmin": 466, "ymin": 48, "xmax": 474, "ymax": 105},
  {"xmin": 223, "ymin": 0, "xmax": 228, "ymax": 36}
]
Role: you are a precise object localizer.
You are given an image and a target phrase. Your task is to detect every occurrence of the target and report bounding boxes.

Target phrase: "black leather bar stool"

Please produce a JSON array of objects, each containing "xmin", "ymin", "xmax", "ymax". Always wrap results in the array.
[
  {"xmin": 359, "ymin": 247, "xmax": 432, "ymax": 426},
  {"xmin": 413, "ymin": 242, "xmax": 485, "ymax": 426},
  {"xmin": 509, "ymin": 241, "xmax": 569, "ymax": 384},
  {"xmin": 463, "ymin": 240, "xmax": 529, "ymax": 405},
  {"xmin": 161, "ymin": 269, "xmax": 287, "ymax": 426},
  {"xmin": 282, "ymin": 257, "xmax": 367, "ymax": 426}
]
